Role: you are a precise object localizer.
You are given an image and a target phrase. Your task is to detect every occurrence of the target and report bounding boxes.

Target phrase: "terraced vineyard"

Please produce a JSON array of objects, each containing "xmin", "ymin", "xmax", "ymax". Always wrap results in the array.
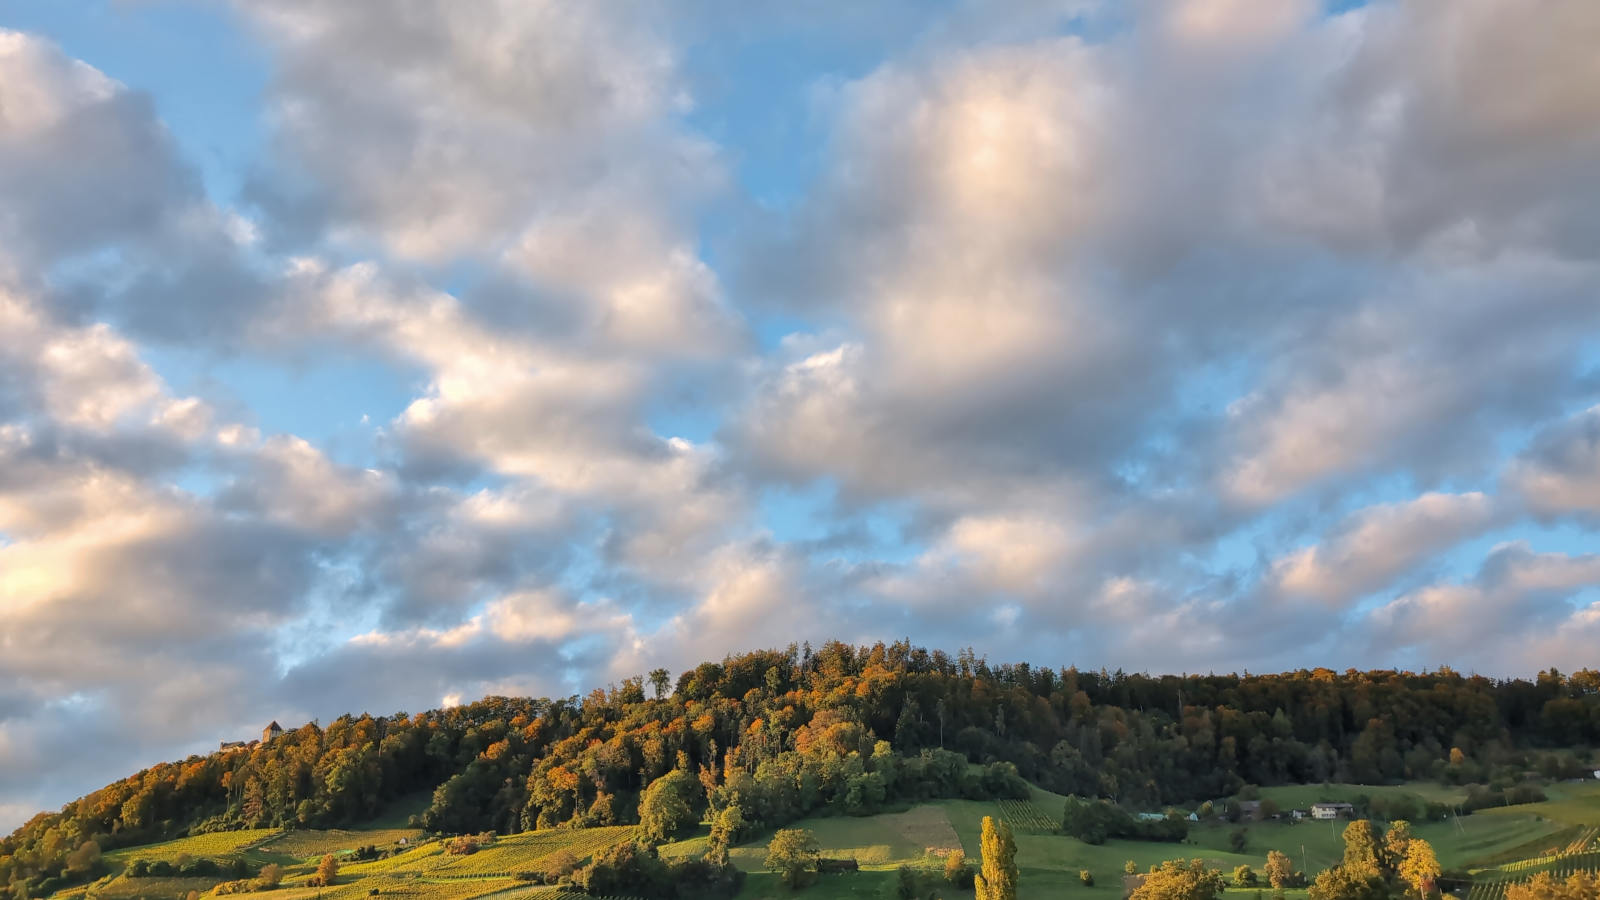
[
  {"xmin": 1469, "ymin": 851, "xmax": 1600, "ymax": 900},
  {"xmin": 997, "ymin": 798, "xmax": 1059, "ymax": 834},
  {"xmin": 103, "ymin": 828, "xmax": 280, "ymax": 863},
  {"xmin": 336, "ymin": 839, "xmax": 450, "ymax": 876},
  {"xmin": 430, "ymin": 826, "xmax": 638, "ymax": 877}
]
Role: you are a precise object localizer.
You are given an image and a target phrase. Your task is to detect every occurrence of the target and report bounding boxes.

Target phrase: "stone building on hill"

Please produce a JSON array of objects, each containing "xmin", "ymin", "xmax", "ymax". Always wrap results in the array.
[{"xmin": 263, "ymin": 721, "xmax": 284, "ymax": 743}]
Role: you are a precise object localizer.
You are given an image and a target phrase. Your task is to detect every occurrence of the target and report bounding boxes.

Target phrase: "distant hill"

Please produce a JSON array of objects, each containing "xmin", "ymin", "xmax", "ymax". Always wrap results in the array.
[{"xmin": 4, "ymin": 642, "xmax": 1598, "ymax": 898}]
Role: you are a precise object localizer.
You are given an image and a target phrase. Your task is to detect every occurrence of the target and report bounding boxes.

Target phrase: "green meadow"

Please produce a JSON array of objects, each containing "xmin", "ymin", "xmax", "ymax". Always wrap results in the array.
[{"xmin": 43, "ymin": 778, "xmax": 1600, "ymax": 900}]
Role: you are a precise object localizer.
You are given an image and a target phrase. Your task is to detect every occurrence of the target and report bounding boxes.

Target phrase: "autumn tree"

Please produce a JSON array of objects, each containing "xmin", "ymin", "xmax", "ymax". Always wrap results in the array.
[
  {"xmin": 1234, "ymin": 865, "xmax": 1258, "ymax": 887},
  {"xmin": 945, "ymin": 849, "xmax": 973, "ymax": 887},
  {"xmin": 1266, "ymin": 850, "xmax": 1293, "ymax": 889},
  {"xmin": 1309, "ymin": 865, "xmax": 1388, "ymax": 900},
  {"xmin": 1130, "ymin": 859, "xmax": 1226, "ymax": 900},
  {"xmin": 765, "ymin": 828, "xmax": 819, "ymax": 889},
  {"xmin": 1398, "ymin": 839, "xmax": 1441, "ymax": 898},
  {"xmin": 1506, "ymin": 872, "xmax": 1600, "ymax": 900},
  {"xmin": 1384, "ymin": 821, "xmax": 1414, "ymax": 873},
  {"xmin": 1310, "ymin": 822, "xmax": 1391, "ymax": 900},
  {"xmin": 1341, "ymin": 821, "xmax": 1383, "ymax": 878},
  {"xmin": 976, "ymin": 816, "xmax": 1019, "ymax": 900},
  {"xmin": 315, "ymin": 853, "xmax": 339, "ymax": 887},
  {"xmin": 256, "ymin": 863, "xmax": 283, "ymax": 889}
]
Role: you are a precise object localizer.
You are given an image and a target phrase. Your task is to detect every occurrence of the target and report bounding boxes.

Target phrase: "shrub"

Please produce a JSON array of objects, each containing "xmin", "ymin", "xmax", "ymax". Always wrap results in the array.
[
  {"xmin": 1082, "ymin": 869, "xmax": 1096, "ymax": 886},
  {"xmin": 945, "ymin": 849, "xmax": 974, "ymax": 887}
]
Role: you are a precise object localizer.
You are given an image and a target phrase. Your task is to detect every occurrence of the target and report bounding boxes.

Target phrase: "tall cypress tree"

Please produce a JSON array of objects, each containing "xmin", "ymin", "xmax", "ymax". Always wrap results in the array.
[{"xmin": 975, "ymin": 815, "xmax": 1018, "ymax": 900}]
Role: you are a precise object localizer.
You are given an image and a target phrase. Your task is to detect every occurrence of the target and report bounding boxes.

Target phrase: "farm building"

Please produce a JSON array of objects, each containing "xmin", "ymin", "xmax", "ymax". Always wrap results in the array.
[
  {"xmin": 219, "ymin": 740, "xmax": 246, "ymax": 751},
  {"xmin": 1311, "ymin": 802, "xmax": 1354, "ymax": 819},
  {"xmin": 1239, "ymin": 800, "xmax": 1263, "ymax": 821}
]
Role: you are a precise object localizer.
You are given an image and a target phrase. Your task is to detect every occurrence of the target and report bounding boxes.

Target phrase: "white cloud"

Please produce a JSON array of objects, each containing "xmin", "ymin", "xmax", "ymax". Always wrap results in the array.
[
  {"xmin": 1506, "ymin": 405, "xmax": 1600, "ymax": 518},
  {"xmin": 1265, "ymin": 492, "xmax": 1500, "ymax": 607}
]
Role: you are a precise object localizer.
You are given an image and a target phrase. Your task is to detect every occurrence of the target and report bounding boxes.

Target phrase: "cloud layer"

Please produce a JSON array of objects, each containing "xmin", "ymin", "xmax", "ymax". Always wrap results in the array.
[{"xmin": 2, "ymin": 0, "xmax": 1599, "ymax": 829}]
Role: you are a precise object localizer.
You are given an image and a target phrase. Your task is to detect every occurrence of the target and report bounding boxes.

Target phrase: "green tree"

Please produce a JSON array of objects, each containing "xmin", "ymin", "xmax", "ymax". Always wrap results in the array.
[
  {"xmin": 1130, "ymin": 859, "xmax": 1226, "ymax": 900},
  {"xmin": 638, "ymin": 769, "xmax": 698, "ymax": 844},
  {"xmin": 976, "ymin": 815, "xmax": 1019, "ymax": 900},
  {"xmin": 649, "ymin": 668, "xmax": 672, "ymax": 700},
  {"xmin": 765, "ymin": 828, "xmax": 819, "ymax": 889},
  {"xmin": 708, "ymin": 803, "xmax": 745, "ymax": 864},
  {"xmin": 898, "ymin": 865, "xmax": 920, "ymax": 899},
  {"xmin": 1230, "ymin": 827, "xmax": 1249, "ymax": 853},
  {"xmin": 1265, "ymin": 851, "xmax": 1293, "ymax": 889}
]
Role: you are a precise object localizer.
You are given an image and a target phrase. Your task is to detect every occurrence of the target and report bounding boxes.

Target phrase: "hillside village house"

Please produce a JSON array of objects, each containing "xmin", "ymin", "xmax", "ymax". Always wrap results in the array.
[
  {"xmin": 1311, "ymin": 802, "xmax": 1355, "ymax": 819},
  {"xmin": 263, "ymin": 721, "xmax": 284, "ymax": 743}
]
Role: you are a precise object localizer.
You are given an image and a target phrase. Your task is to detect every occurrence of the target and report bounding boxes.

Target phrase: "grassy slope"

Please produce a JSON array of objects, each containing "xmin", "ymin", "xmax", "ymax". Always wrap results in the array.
[
  {"xmin": 51, "ymin": 779, "xmax": 1596, "ymax": 900},
  {"xmin": 717, "ymin": 781, "xmax": 1588, "ymax": 900},
  {"xmin": 1478, "ymin": 782, "xmax": 1600, "ymax": 827}
]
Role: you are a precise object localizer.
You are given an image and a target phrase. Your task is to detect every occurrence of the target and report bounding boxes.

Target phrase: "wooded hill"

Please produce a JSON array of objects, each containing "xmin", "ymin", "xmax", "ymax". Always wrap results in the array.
[{"xmin": 5, "ymin": 641, "xmax": 1599, "ymax": 897}]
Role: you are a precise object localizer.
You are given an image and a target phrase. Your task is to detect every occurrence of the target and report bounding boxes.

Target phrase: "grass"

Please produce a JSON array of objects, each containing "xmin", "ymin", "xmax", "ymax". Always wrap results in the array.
[
  {"xmin": 1248, "ymin": 783, "xmax": 1470, "ymax": 810},
  {"xmin": 1478, "ymin": 782, "xmax": 1600, "ymax": 827},
  {"xmin": 49, "ymin": 779, "xmax": 1591, "ymax": 900},
  {"xmin": 255, "ymin": 826, "xmax": 424, "ymax": 861}
]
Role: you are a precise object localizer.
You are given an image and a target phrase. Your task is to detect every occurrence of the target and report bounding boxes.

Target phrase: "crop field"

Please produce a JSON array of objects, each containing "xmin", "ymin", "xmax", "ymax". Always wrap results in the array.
[
  {"xmin": 429, "ymin": 826, "xmax": 638, "ymax": 877},
  {"xmin": 1468, "ymin": 852, "xmax": 1600, "ymax": 900},
  {"xmin": 336, "ymin": 838, "xmax": 450, "ymax": 875},
  {"xmin": 103, "ymin": 828, "xmax": 280, "ymax": 863},
  {"xmin": 997, "ymin": 798, "xmax": 1060, "ymax": 834}
]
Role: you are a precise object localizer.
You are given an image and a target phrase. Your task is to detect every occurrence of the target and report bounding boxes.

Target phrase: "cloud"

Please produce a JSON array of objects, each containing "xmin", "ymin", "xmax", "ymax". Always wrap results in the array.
[
  {"xmin": 1264, "ymin": 492, "xmax": 1501, "ymax": 607},
  {"xmin": 1506, "ymin": 405, "xmax": 1600, "ymax": 519},
  {"xmin": 1364, "ymin": 543, "xmax": 1600, "ymax": 666}
]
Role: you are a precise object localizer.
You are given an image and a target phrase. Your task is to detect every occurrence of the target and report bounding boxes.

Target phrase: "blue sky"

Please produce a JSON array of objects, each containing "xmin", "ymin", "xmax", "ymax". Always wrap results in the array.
[{"xmin": 1, "ymin": 0, "xmax": 1599, "ymax": 830}]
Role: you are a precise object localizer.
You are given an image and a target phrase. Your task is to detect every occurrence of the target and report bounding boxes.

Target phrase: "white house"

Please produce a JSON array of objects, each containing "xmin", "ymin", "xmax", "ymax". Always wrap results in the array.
[{"xmin": 1311, "ymin": 802, "xmax": 1354, "ymax": 820}]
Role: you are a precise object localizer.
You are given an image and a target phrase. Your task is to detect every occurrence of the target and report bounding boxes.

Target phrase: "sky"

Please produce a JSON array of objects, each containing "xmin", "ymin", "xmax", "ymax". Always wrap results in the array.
[{"xmin": 1, "ymin": 0, "xmax": 1598, "ymax": 831}]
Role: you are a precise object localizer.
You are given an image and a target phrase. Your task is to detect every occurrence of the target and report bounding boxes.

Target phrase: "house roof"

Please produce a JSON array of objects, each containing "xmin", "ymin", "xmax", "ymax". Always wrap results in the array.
[
  {"xmin": 266, "ymin": 720, "xmax": 282, "ymax": 730},
  {"xmin": 1311, "ymin": 801, "xmax": 1353, "ymax": 808}
]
